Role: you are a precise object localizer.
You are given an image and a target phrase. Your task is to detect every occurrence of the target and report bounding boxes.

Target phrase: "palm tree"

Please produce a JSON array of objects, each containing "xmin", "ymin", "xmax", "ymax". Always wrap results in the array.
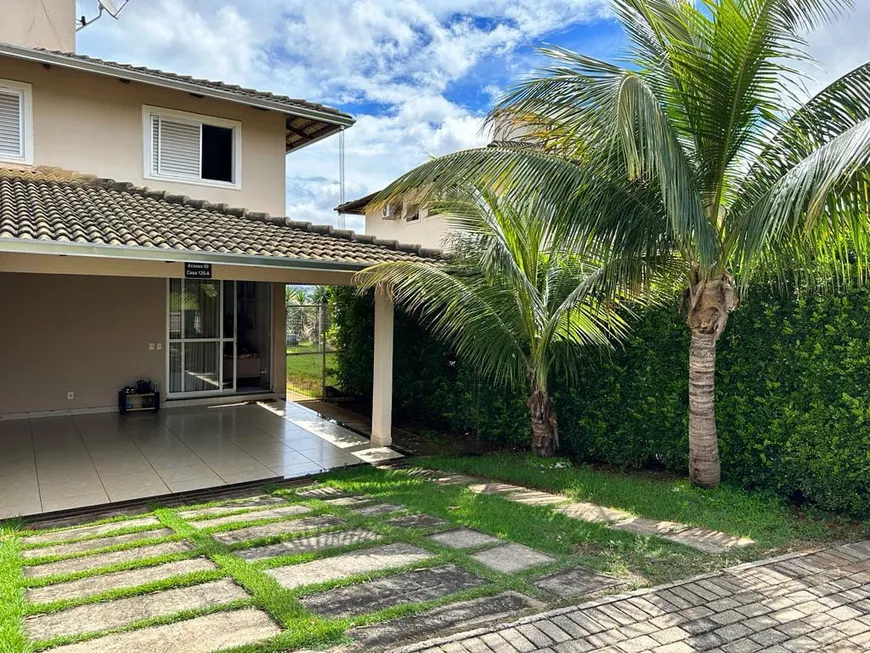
[
  {"xmin": 375, "ymin": 0, "xmax": 870, "ymax": 486},
  {"xmin": 356, "ymin": 186, "xmax": 666, "ymax": 456}
]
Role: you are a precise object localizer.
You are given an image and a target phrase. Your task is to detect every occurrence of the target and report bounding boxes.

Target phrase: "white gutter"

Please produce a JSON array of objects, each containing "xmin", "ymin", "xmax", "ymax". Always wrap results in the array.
[
  {"xmin": 0, "ymin": 238, "xmax": 374, "ymax": 273},
  {"xmin": 0, "ymin": 43, "xmax": 355, "ymax": 128}
]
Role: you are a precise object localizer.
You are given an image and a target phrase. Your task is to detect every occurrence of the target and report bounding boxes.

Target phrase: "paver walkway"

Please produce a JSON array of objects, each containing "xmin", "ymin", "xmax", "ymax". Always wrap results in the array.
[
  {"xmin": 401, "ymin": 467, "xmax": 754, "ymax": 554},
  {"xmin": 394, "ymin": 540, "xmax": 870, "ymax": 653}
]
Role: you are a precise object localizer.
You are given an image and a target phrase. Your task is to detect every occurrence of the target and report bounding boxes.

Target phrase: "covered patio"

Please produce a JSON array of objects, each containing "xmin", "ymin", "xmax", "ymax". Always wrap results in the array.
[
  {"xmin": 0, "ymin": 400, "xmax": 404, "ymax": 518},
  {"xmin": 0, "ymin": 166, "xmax": 437, "ymax": 519}
]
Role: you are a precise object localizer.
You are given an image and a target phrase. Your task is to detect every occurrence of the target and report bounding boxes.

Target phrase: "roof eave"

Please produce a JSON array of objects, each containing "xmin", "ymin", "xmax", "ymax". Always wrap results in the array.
[
  {"xmin": 0, "ymin": 43, "xmax": 355, "ymax": 128},
  {"xmin": 0, "ymin": 238, "xmax": 376, "ymax": 273}
]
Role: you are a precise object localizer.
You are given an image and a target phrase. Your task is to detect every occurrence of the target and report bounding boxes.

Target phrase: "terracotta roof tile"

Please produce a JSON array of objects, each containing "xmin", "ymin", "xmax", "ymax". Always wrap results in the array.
[{"xmin": 0, "ymin": 166, "xmax": 440, "ymax": 268}]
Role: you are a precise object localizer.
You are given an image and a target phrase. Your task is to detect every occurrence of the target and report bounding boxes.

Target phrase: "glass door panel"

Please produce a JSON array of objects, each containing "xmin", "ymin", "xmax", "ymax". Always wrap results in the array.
[{"xmin": 183, "ymin": 341, "xmax": 221, "ymax": 393}]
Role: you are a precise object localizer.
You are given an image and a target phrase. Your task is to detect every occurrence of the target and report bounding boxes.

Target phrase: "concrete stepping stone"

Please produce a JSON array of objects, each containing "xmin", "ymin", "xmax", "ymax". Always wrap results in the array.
[
  {"xmin": 352, "ymin": 503, "xmax": 403, "ymax": 517},
  {"xmin": 430, "ymin": 474, "xmax": 480, "ymax": 486},
  {"xmin": 238, "ymin": 528, "xmax": 381, "ymax": 562},
  {"xmin": 177, "ymin": 495, "xmax": 287, "ymax": 519},
  {"xmin": 267, "ymin": 542, "xmax": 434, "ymax": 589},
  {"xmin": 471, "ymin": 543, "xmax": 556, "ymax": 574},
  {"xmin": 555, "ymin": 501, "xmax": 632, "ymax": 524},
  {"xmin": 25, "ymin": 579, "xmax": 248, "ymax": 641},
  {"xmin": 24, "ymin": 516, "xmax": 160, "ymax": 545},
  {"xmin": 25, "ymin": 541, "xmax": 192, "ymax": 578},
  {"xmin": 662, "ymin": 527, "xmax": 755, "ymax": 554},
  {"xmin": 213, "ymin": 515, "xmax": 343, "ymax": 545},
  {"xmin": 301, "ymin": 564, "xmax": 489, "ymax": 618},
  {"xmin": 348, "ymin": 591, "xmax": 538, "ymax": 648},
  {"xmin": 385, "ymin": 514, "xmax": 448, "ymax": 529},
  {"xmin": 506, "ymin": 490, "xmax": 568, "ymax": 507},
  {"xmin": 22, "ymin": 529, "xmax": 173, "ymax": 560},
  {"xmin": 27, "ymin": 558, "xmax": 218, "ymax": 604},
  {"xmin": 467, "ymin": 482, "xmax": 524, "ymax": 495},
  {"xmin": 611, "ymin": 516, "xmax": 689, "ymax": 537},
  {"xmin": 295, "ymin": 486, "xmax": 344, "ymax": 499},
  {"xmin": 324, "ymin": 496, "xmax": 372, "ymax": 507},
  {"xmin": 532, "ymin": 566, "xmax": 623, "ymax": 598},
  {"xmin": 44, "ymin": 608, "xmax": 281, "ymax": 653},
  {"xmin": 427, "ymin": 528, "xmax": 501, "ymax": 550},
  {"xmin": 189, "ymin": 504, "xmax": 311, "ymax": 529}
]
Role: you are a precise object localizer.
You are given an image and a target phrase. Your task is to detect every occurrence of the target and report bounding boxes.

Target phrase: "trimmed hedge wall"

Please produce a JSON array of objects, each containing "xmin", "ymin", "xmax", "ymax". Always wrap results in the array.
[{"xmin": 331, "ymin": 286, "xmax": 870, "ymax": 515}]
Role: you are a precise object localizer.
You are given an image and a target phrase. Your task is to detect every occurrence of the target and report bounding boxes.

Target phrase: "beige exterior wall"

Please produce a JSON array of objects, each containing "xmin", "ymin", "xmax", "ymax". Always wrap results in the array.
[
  {"xmin": 363, "ymin": 208, "xmax": 450, "ymax": 250},
  {"xmin": 0, "ymin": 0, "xmax": 76, "ymax": 52},
  {"xmin": 0, "ymin": 272, "xmax": 166, "ymax": 416},
  {"xmin": 0, "ymin": 271, "xmax": 290, "ymax": 417},
  {"xmin": 0, "ymin": 56, "xmax": 288, "ymax": 216}
]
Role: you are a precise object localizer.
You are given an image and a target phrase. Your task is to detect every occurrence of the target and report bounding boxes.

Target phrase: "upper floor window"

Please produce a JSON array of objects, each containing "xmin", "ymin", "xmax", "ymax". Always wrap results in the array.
[
  {"xmin": 143, "ymin": 106, "xmax": 241, "ymax": 189},
  {"xmin": 0, "ymin": 79, "xmax": 33, "ymax": 164}
]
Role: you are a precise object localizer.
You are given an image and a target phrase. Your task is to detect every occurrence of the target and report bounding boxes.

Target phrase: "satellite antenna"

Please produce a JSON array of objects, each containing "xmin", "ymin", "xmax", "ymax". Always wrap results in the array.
[{"xmin": 77, "ymin": 0, "xmax": 131, "ymax": 31}]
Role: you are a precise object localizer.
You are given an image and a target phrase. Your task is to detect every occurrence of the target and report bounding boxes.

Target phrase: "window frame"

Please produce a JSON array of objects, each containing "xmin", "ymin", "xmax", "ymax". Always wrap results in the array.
[
  {"xmin": 0, "ymin": 79, "xmax": 34, "ymax": 165},
  {"xmin": 142, "ymin": 105, "xmax": 242, "ymax": 190}
]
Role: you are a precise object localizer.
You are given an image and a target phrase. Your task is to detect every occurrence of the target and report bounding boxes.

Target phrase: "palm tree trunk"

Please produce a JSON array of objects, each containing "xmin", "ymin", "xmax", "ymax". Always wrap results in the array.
[
  {"xmin": 528, "ymin": 389, "xmax": 557, "ymax": 457},
  {"xmin": 685, "ymin": 275, "xmax": 737, "ymax": 488},
  {"xmin": 688, "ymin": 328, "xmax": 720, "ymax": 487}
]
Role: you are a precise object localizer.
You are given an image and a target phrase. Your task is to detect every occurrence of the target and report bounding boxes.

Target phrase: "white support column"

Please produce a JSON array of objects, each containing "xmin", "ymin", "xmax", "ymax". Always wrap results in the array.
[{"xmin": 371, "ymin": 285, "xmax": 394, "ymax": 446}]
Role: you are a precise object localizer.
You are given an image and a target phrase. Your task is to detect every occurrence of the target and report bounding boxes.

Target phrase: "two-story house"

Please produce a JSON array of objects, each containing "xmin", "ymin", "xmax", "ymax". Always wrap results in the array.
[
  {"xmin": 336, "ymin": 191, "xmax": 450, "ymax": 251},
  {"xmin": 0, "ymin": 0, "xmax": 431, "ymax": 516}
]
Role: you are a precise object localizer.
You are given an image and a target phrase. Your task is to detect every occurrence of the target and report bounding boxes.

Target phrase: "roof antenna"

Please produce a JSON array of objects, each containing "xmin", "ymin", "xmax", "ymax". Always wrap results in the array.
[
  {"xmin": 77, "ymin": 0, "xmax": 131, "ymax": 32},
  {"xmin": 338, "ymin": 126, "xmax": 346, "ymax": 230}
]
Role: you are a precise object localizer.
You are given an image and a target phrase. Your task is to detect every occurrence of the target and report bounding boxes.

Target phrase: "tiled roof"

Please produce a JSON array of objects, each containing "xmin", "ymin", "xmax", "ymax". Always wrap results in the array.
[
  {"xmin": 0, "ymin": 43, "xmax": 353, "ymax": 152},
  {"xmin": 0, "ymin": 167, "xmax": 440, "ymax": 269}
]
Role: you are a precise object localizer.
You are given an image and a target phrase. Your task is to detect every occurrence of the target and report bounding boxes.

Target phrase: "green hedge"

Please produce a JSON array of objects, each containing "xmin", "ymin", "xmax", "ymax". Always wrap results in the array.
[{"xmin": 331, "ymin": 286, "xmax": 870, "ymax": 515}]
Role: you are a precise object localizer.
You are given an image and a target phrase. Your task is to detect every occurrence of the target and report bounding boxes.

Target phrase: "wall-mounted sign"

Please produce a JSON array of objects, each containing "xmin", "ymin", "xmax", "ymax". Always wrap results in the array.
[{"xmin": 184, "ymin": 262, "xmax": 213, "ymax": 279}]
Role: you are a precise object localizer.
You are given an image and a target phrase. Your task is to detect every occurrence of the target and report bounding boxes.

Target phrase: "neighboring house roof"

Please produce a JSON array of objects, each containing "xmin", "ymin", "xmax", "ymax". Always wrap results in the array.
[
  {"xmin": 335, "ymin": 191, "xmax": 378, "ymax": 215},
  {"xmin": 0, "ymin": 42, "xmax": 354, "ymax": 153},
  {"xmin": 0, "ymin": 166, "xmax": 440, "ymax": 272}
]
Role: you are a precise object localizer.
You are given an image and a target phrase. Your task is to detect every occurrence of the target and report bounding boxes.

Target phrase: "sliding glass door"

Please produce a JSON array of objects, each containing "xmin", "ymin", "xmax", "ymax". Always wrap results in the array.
[
  {"xmin": 167, "ymin": 279, "xmax": 273, "ymax": 398},
  {"xmin": 168, "ymin": 279, "xmax": 236, "ymax": 397}
]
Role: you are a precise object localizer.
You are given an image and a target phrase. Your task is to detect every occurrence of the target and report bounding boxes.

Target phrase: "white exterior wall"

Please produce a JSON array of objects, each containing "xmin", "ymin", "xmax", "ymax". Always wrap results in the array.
[{"xmin": 363, "ymin": 207, "xmax": 450, "ymax": 250}]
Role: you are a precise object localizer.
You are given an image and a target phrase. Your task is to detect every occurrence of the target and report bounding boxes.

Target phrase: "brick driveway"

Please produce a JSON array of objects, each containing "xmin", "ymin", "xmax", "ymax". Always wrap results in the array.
[{"xmin": 395, "ymin": 540, "xmax": 870, "ymax": 653}]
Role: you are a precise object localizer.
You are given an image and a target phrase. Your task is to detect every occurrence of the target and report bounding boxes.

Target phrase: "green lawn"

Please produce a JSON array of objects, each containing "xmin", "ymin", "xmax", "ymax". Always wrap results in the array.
[
  {"xmin": 1, "ymin": 460, "xmax": 862, "ymax": 652},
  {"xmin": 285, "ymin": 351, "xmax": 336, "ymax": 397},
  {"xmin": 414, "ymin": 454, "xmax": 858, "ymax": 550}
]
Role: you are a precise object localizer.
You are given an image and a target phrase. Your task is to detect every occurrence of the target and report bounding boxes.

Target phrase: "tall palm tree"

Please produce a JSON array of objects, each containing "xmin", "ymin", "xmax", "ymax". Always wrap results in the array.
[
  {"xmin": 375, "ymin": 0, "xmax": 870, "ymax": 487},
  {"xmin": 356, "ymin": 187, "xmax": 665, "ymax": 456}
]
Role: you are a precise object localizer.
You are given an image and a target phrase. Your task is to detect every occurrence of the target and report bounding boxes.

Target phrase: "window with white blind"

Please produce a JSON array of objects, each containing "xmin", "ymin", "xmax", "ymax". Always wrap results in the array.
[
  {"xmin": 0, "ymin": 80, "xmax": 33, "ymax": 164},
  {"xmin": 143, "ymin": 106, "xmax": 241, "ymax": 189}
]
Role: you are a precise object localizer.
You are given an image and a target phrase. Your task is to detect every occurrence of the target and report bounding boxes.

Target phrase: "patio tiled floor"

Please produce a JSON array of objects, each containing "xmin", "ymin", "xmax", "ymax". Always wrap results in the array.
[{"xmin": 0, "ymin": 400, "xmax": 402, "ymax": 518}]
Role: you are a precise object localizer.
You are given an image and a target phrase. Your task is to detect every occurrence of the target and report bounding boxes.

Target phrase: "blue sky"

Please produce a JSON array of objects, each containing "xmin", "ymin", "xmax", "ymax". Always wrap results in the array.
[{"xmin": 75, "ymin": 0, "xmax": 868, "ymax": 233}]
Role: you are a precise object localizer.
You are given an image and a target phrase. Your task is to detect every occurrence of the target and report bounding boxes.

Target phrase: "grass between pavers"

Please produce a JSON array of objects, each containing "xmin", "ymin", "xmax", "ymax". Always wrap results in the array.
[
  {"xmin": 414, "ymin": 453, "xmax": 864, "ymax": 548},
  {"xmin": 19, "ymin": 523, "xmax": 169, "ymax": 551},
  {"xmin": 20, "ymin": 533, "xmax": 183, "ymax": 566},
  {"xmin": 0, "ymin": 520, "xmax": 33, "ymax": 653}
]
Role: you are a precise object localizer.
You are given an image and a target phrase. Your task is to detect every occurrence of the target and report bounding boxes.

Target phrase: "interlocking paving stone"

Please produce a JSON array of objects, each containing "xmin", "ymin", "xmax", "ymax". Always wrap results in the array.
[
  {"xmin": 301, "ymin": 564, "xmax": 489, "ymax": 618},
  {"xmin": 385, "ymin": 514, "xmax": 448, "ymax": 529},
  {"xmin": 23, "ymin": 516, "xmax": 160, "ymax": 544},
  {"xmin": 427, "ymin": 528, "xmax": 501, "ymax": 550},
  {"xmin": 350, "ymin": 591, "xmax": 537, "ymax": 648},
  {"xmin": 22, "ymin": 529, "xmax": 174, "ymax": 559},
  {"xmin": 24, "ymin": 541, "xmax": 192, "ymax": 578},
  {"xmin": 662, "ymin": 527, "xmax": 755, "ymax": 554},
  {"xmin": 324, "ymin": 496, "xmax": 373, "ymax": 506},
  {"xmin": 533, "ymin": 567, "xmax": 622, "ymax": 598},
  {"xmin": 237, "ymin": 527, "xmax": 381, "ymax": 561},
  {"xmin": 353, "ymin": 503, "xmax": 404, "ymax": 517},
  {"xmin": 25, "ymin": 579, "xmax": 248, "ymax": 641},
  {"xmin": 26, "ymin": 558, "xmax": 219, "ymax": 604},
  {"xmin": 45, "ymin": 608, "xmax": 281, "ymax": 653},
  {"xmin": 471, "ymin": 543, "xmax": 556, "ymax": 574},
  {"xmin": 177, "ymin": 495, "xmax": 287, "ymax": 519},
  {"xmin": 189, "ymin": 504, "xmax": 311, "ymax": 529},
  {"xmin": 267, "ymin": 542, "xmax": 433, "ymax": 589},
  {"xmin": 212, "ymin": 515, "xmax": 344, "ymax": 545}
]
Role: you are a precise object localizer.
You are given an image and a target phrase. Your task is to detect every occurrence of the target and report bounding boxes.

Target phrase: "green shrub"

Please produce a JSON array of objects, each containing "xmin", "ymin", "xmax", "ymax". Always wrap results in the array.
[{"xmin": 331, "ymin": 285, "xmax": 870, "ymax": 515}]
